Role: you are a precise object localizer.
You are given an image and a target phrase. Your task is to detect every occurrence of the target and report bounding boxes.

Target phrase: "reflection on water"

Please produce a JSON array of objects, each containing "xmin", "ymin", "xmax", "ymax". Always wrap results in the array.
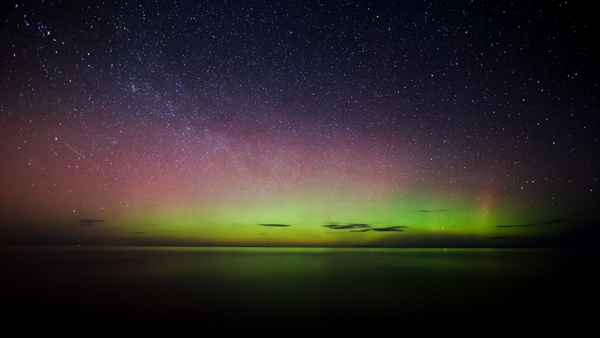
[{"xmin": 1, "ymin": 247, "xmax": 596, "ymax": 331}]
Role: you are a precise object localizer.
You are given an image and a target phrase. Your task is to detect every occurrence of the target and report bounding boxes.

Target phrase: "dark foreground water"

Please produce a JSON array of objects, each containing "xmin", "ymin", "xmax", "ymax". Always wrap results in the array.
[{"xmin": 1, "ymin": 247, "xmax": 597, "ymax": 333}]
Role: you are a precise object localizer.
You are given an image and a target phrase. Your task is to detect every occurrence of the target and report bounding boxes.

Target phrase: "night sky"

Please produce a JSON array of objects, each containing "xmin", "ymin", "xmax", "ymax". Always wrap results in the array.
[{"xmin": 1, "ymin": 0, "xmax": 598, "ymax": 247}]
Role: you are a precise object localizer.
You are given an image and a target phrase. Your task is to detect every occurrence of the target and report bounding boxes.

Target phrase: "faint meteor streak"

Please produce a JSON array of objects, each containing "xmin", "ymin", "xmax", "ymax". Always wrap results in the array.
[{"xmin": 65, "ymin": 143, "xmax": 100, "ymax": 170}]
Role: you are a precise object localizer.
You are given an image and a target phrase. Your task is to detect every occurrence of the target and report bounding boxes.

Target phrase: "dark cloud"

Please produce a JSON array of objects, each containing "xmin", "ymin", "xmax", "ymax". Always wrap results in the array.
[
  {"xmin": 74, "ymin": 219, "xmax": 105, "ymax": 226},
  {"xmin": 258, "ymin": 224, "xmax": 291, "ymax": 227},
  {"xmin": 418, "ymin": 209, "xmax": 448, "ymax": 213},
  {"xmin": 370, "ymin": 226, "xmax": 406, "ymax": 232},
  {"xmin": 348, "ymin": 225, "xmax": 408, "ymax": 232},
  {"xmin": 496, "ymin": 219, "xmax": 565, "ymax": 228},
  {"xmin": 323, "ymin": 223, "xmax": 371, "ymax": 230}
]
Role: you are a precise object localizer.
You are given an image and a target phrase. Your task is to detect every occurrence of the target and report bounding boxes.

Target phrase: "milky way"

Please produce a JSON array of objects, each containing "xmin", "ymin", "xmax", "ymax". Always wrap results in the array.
[{"xmin": 1, "ymin": 0, "xmax": 598, "ymax": 247}]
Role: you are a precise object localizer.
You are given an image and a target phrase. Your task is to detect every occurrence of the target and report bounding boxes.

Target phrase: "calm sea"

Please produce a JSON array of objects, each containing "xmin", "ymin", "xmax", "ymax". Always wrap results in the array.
[{"xmin": 1, "ymin": 246, "xmax": 596, "ymax": 332}]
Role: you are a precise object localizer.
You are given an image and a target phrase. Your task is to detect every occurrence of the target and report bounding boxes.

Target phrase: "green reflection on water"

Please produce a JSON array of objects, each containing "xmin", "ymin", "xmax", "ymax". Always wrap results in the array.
[{"xmin": 0, "ymin": 247, "xmax": 593, "ymax": 321}]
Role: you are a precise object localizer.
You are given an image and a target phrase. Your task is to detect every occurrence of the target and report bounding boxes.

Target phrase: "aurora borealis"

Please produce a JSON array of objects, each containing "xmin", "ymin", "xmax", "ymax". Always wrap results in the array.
[{"xmin": 1, "ymin": 0, "xmax": 598, "ymax": 248}]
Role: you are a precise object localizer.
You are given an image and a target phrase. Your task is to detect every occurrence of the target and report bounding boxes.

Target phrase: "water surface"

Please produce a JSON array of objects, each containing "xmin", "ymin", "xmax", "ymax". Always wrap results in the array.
[{"xmin": 1, "ymin": 246, "xmax": 595, "ymax": 332}]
